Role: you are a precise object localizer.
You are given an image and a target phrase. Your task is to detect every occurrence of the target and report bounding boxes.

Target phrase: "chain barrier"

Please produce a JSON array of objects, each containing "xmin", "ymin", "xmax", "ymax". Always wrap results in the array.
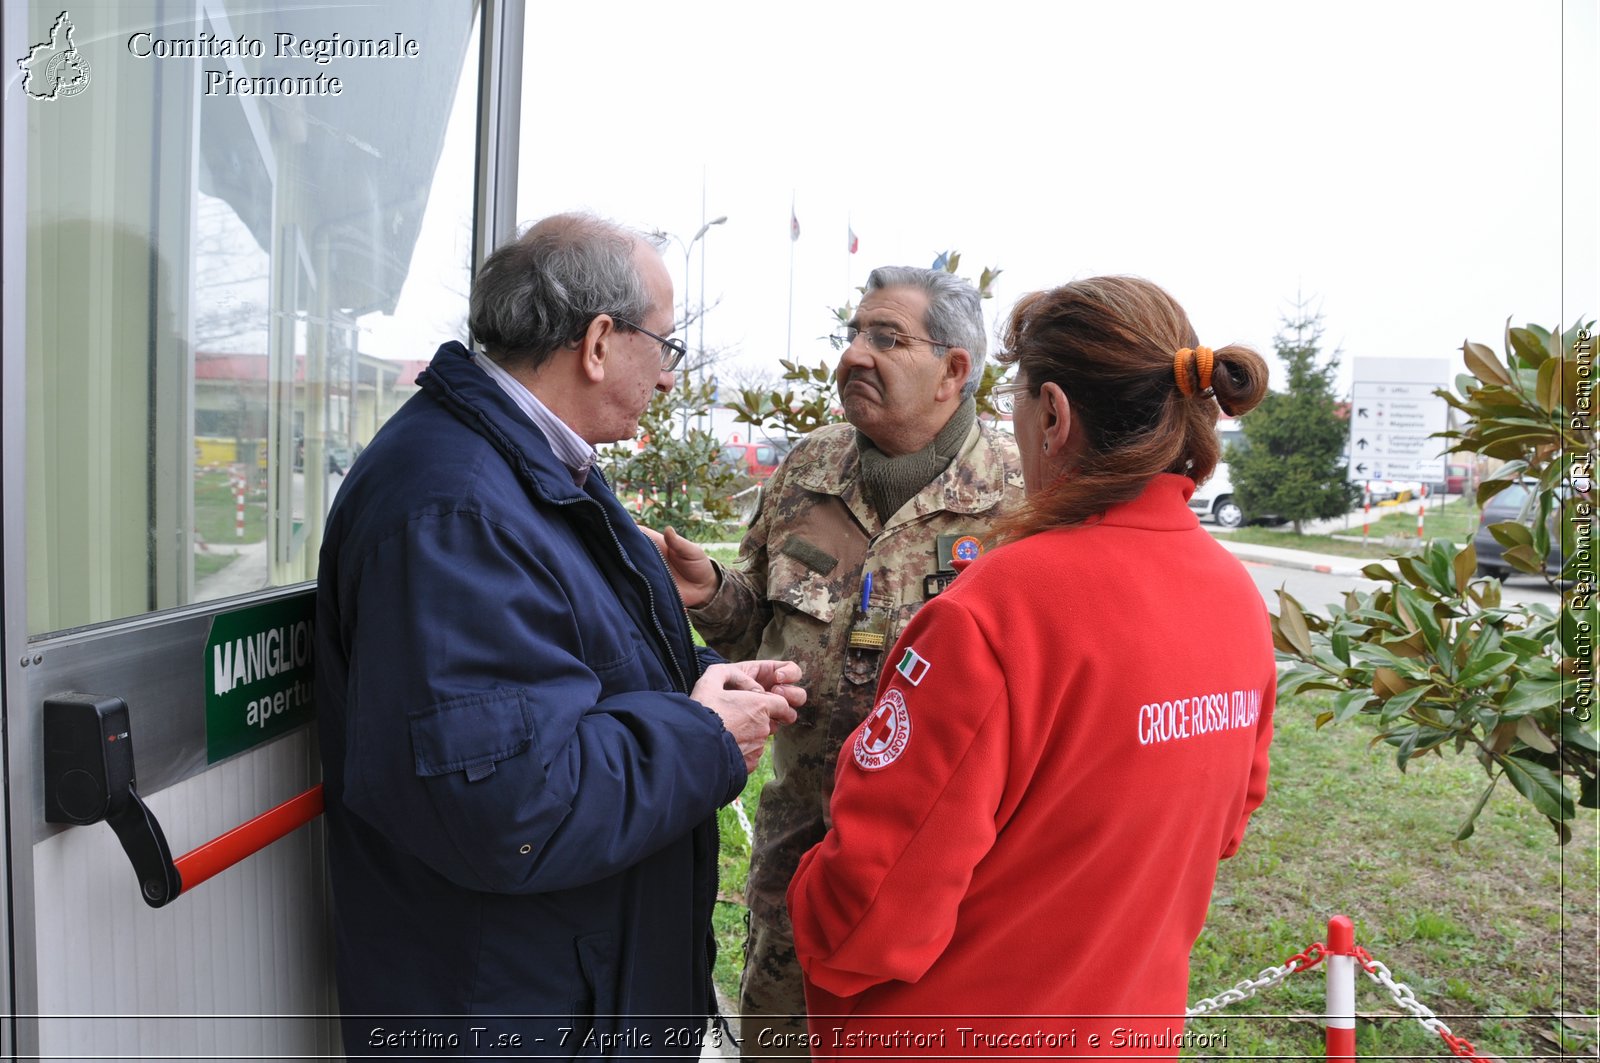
[
  {"xmin": 1185, "ymin": 939, "xmax": 1503, "ymax": 1062},
  {"xmin": 1185, "ymin": 942, "xmax": 1324, "ymax": 1017},
  {"xmin": 1354, "ymin": 946, "xmax": 1498, "ymax": 1063},
  {"xmin": 729, "ymin": 795, "xmax": 754, "ymax": 847}
]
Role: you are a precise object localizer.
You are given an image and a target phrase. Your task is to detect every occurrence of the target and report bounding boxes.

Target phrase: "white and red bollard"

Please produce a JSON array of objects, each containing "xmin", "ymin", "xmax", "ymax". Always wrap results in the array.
[
  {"xmin": 1361, "ymin": 490, "xmax": 1372, "ymax": 545},
  {"xmin": 1417, "ymin": 484, "xmax": 1428, "ymax": 539},
  {"xmin": 234, "ymin": 474, "xmax": 246, "ymax": 538},
  {"xmin": 1325, "ymin": 914, "xmax": 1357, "ymax": 1060}
]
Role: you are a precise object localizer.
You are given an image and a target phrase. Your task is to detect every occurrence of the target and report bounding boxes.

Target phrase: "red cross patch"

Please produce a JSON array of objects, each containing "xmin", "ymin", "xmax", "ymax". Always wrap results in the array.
[{"xmin": 854, "ymin": 689, "xmax": 911, "ymax": 771}]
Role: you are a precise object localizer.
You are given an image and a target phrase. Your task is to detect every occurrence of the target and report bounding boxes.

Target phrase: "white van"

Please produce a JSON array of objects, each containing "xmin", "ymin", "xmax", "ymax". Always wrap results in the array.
[
  {"xmin": 1189, "ymin": 462, "xmax": 1244, "ymax": 527},
  {"xmin": 1190, "ymin": 418, "xmax": 1247, "ymax": 527}
]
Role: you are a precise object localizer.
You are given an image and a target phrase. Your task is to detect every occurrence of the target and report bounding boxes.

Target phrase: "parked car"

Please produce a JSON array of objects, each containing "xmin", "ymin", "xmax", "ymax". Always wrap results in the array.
[
  {"xmin": 718, "ymin": 439, "xmax": 791, "ymax": 483},
  {"xmin": 326, "ymin": 442, "xmax": 356, "ymax": 475},
  {"xmin": 293, "ymin": 435, "xmax": 357, "ymax": 474},
  {"xmin": 1426, "ymin": 464, "xmax": 1470, "ymax": 495},
  {"xmin": 1189, "ymin": 462, "xmax": 1246, "ymax": 528},
  {"xmin": 1361, "ymin": 477, "xmax": 1425, "ymax": 503},
  {"xmin": 1472, "ymin": 480, "xmax": 1566, "ymax": 579}
]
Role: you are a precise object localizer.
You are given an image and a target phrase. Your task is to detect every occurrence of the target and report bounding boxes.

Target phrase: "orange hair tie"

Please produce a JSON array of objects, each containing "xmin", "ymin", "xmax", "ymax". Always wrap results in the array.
[{"xmin": 1173, "ymin": 346, "xmax": 1216, "ymax": 397}]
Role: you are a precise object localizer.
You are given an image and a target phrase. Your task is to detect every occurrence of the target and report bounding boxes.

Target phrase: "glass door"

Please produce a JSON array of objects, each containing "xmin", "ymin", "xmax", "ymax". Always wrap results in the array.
[{"xmin": 4, "ymin": 0, "xmax": 500, "ymax": 1054}]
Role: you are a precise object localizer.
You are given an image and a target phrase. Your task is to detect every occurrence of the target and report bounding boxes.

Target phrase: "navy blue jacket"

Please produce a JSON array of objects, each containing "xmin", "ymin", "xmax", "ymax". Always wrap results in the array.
[{"xmin": 315, "ymin": 342, "xmax": 745, "ymax": 1057}]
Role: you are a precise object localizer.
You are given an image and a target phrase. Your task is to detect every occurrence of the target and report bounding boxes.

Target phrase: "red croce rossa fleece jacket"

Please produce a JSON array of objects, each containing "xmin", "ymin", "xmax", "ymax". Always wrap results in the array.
[{"xmin": 788, "ymin": 474, "xmax": 1276, "ymax": 1060}]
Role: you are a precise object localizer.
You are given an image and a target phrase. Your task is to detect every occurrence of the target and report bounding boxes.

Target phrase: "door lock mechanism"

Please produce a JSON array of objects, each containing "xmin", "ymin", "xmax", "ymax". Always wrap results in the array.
[{"xmin": 44, "ymin": 693, "xmax": 181, "ymax": 907}]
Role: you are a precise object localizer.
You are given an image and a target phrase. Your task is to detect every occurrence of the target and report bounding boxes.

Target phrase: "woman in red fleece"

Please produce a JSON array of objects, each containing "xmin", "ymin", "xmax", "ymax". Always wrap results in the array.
[{"xmin": 787, "ymin": 277, "xmax": 1274, "ymax": 1060}]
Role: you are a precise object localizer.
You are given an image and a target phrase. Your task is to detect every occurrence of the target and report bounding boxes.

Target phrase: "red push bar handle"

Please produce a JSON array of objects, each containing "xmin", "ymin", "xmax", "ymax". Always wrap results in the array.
[{"xmin": 172, "ymin": 784, "xmax": 324, "ymax": 895}]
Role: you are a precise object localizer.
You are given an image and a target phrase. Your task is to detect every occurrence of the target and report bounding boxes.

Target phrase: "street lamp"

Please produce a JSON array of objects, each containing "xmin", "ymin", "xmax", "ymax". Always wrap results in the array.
[
  {"xmin": 675, "ymin": 215, "xmax": 727, "ymax": 336},
  {"xmin": 660, "ymin": 215, "xmax": 727, "ymax": 438}
]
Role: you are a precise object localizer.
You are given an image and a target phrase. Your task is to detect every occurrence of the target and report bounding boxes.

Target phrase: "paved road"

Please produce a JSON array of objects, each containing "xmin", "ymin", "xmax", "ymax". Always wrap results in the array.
[{"xmin": 1238, "ymin": 557, "xmax": 1564, "ymax": 617}]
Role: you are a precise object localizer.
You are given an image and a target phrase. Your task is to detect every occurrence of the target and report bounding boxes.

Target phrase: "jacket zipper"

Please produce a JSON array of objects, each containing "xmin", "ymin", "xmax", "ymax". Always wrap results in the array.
[
  {"xmin": 588, "ymin": 492, "xmax": 724, "ymax": 1032},
  {"xmin": 581, "ymin": 475, "xmax": 691, "ymax": 694}
]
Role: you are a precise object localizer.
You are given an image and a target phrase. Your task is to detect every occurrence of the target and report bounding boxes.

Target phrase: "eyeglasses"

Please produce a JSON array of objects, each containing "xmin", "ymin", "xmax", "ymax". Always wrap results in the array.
[
  {"xmin": 989, "ymin": 381, "xmax": 1032, "ymax": 415},
  {"xmin": 616, "ymin": 318, "xmax": 688, "ymax": 371},
  {"xmin": 834, "ymin": 324, "xmax": 948, "ymax": 353}
]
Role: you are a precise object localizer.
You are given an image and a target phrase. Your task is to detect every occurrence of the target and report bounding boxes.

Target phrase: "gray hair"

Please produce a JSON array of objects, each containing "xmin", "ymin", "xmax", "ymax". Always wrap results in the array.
[
  {"xmin": 865, "ymin": 266, "xmax": 987, "ymax": 398},
  {"xmin": 469, "ymin": 212, "xmax": 657, "ymax": 371}
]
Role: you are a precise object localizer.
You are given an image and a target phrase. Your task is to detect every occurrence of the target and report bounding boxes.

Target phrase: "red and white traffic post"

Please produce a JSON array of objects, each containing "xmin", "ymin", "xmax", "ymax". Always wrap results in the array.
[
  {"xmin": 1416, "ymin": 484, "xmax": 1427, "ymax": 540},
  {"xmin": 1325, "ymin": 914, "xmax": 1357, "ymax": 1059}
]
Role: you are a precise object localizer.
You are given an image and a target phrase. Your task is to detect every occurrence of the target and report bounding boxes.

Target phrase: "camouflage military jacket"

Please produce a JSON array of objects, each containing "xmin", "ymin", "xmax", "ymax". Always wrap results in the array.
[{"xmin": 690, "ymin": 419, "xmax": 1025, "ymax": 786}]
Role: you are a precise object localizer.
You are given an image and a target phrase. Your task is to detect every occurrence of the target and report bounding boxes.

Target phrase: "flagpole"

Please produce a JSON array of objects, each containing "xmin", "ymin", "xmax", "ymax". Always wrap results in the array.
[
  {"xmin": 699, "ymin": 167, "xmax": 708, "ymax": 431},
  {"xmin": 846, "ymin": 212, "xmax": 852, "ymax": 296},
  {"xmin": 787, "ymin": 192, "xmax": 796, "ymax": 362}
]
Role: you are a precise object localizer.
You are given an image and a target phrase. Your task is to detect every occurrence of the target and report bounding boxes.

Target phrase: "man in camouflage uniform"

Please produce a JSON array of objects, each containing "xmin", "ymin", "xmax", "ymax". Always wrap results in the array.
[{"xmin": 648, "ymin": 266, "xmax": 1024, "ymax": 1059}]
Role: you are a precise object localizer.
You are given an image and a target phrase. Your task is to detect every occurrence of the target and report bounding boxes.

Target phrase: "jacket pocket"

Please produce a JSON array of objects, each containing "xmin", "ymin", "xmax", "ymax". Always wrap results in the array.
[
  {"xmin": 409, "ymin": 688, "xmax": 533, "ymax": 783},
  {"xmin": 568, "ymin": 931, "xmax": 619, "ymax": 1055},
  {"xmin": 765, "ymin": 549, "xmax": 840, "ymax": 625},
  {"xmin": 404, "ymin": 689, "xmax": 571, "ymax": 892}
]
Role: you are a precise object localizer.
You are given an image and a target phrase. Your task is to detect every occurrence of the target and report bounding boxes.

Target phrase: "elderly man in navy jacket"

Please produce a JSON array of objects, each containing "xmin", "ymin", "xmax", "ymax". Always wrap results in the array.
[{"xmin": 315, "ymin": 212, "xmax": 805, "ymax": 1058}]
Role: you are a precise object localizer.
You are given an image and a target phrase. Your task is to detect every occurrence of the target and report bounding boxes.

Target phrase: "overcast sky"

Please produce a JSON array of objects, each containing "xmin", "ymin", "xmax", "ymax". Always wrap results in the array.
[{"xmin": 372, "ymin": 0, "xmax": 1598, "ymax": 398}]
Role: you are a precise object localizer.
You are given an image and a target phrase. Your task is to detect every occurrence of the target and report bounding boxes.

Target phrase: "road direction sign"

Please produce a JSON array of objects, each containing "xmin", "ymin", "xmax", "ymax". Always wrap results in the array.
[{"xmin": 1348, "ymin": 359, "xmax": 1450, "ymax": 482}]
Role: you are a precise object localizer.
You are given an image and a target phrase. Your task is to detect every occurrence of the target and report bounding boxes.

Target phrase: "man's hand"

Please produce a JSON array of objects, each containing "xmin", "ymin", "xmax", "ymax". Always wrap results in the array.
[
  {"xmin": 693, "ymin": 662, "xmax": 803, "ymax": 772},
  {"xmin": 639, "ymin": 525, "xmax": 720, "ymax": 608},
  {"xmin": 723, "ymin": 659, "xmax": 807, "ymax": 734}
]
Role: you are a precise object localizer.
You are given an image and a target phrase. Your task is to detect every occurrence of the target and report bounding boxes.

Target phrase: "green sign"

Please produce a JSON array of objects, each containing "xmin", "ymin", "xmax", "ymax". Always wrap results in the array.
[{"xmin": 204, "ymin": 594, "xmax": 316, "ymax": 763}]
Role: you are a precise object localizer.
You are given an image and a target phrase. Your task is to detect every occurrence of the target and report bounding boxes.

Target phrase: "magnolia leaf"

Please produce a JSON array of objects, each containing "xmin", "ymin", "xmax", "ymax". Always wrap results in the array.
[
  {"xmin": 1333, "ymin": 688, "xmax": 1375, "ymax": 723},
  {"xmin": 1502, "ymin": 544, "xmax": 1545, "ymax": 574},
  {"xmin": 1275, "ymin": 590, "xmax": 1314, "ymax": 658},
  {"xmin": 1315, "ymin": 711, "xmax": 1335, "ymax": 730},
  {"xmin": 1532, "ymin": 490, "xmax": 1555, "ymax": 557},
  {"xmin": 1361, "ymin": 562, "xmax": 1398, "ymax": 582},
  {"xmin": 1508, "ymin": 326, "xmax": 1551, "ymax": 368},
  {"xmin": 1452, "ymin": 543, "xmax": 1476, "ymax": 595},
  {"xmin": 1373, "ymin": 666, "xmax": 1414, "ymax": 697},
  {"xmin": 1476, "ymin": 469, "xmax": 1527, "ymax": 507},
  {"xmin": 1456, "ymin": 649, "xmax": 1518, "ymax": 688},
  {"xmin": 1395, "ymin": 586, "xmax": 1443, "ymax": 655},
  {"xmin": 1560, "ymin": 714, "xmax": 1600, "ymax": 753},
  {"xmin": 1277, "ymin": 667, "xmax": 1348, "ymax": 698},
  {"xmin": 1462, "ymin": 339, "xmax": 1512, "ymax": 386},
  {"xmin": 1487, "ymin": 520, "xmax": 1534, "ymax": 550},
  {"xmin": 1394, "ymin": 556, "xmax": 1428, "ymax": 589},
  {"xmin": 1535, "ymin": 356, "xmax": 1561, "ymax": 412},
  {"xmin": 1382, "ymin": 639, "xmax": 1427, "ymax": 660},
  {"xmin": 1500, "ymin": 678, "xmax": 1563, "ymax": 717},
  {"xmin": 1426, "ymin": 547, "xmax": 1456, "ymax": 596},
  {"xmin": 1497, "ymin": 753, "xmax": 1575, "ymax": 823},
  {"xmin": 1377, "ymin": 683, "xmax": 1434, "ymax": 724},
  {"xmin": 1477, "ymin": 578, "xmax": 1502, "ymax": 609},
  {"xmin": 1562, "ymin": 354, "xmax": 1584, "ymax": 413},
  {"xmin": 1455, "ymin": 776, "xmax": 1499, "ymax": 842},
  {"xmin": 1515, "ymin": 715, "xmax": 1557, "ymax": 753},
  {"xmin": 1489, "ymin": 720, "xmax": 1519, "ymax": 753}
]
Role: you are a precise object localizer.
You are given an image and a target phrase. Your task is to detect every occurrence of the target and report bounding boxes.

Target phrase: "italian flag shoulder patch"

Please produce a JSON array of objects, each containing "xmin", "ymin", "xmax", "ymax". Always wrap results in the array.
[{"xmin": 895, "ymin": 647, "xmax": 930, "ymax": 686}]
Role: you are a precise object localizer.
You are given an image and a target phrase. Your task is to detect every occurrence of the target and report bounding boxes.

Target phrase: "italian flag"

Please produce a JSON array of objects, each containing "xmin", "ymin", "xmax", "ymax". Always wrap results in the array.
[{"xmin": 896, "ymin": 647, "xmax": 930, "ymax": 686}]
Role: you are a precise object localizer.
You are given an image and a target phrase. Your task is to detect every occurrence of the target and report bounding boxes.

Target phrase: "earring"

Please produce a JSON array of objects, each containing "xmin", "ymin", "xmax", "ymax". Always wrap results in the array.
[{"xmin": 1042, "ymin": 441, "xmax": 1049, "ymax": 454}]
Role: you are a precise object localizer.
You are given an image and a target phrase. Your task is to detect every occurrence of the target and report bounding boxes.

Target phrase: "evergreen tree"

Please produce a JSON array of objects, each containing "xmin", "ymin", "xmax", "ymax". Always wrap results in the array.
[
  {"xmin": 601, "ymin": 375, "xmax": 747, "ymax": 540},
  {"xmin": 1228, "ymin": 301, "xmax": 1356, "ymax": 533}
]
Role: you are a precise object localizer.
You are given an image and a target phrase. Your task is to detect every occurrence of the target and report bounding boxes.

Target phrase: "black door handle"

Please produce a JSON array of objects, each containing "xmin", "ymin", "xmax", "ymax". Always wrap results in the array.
[{"xmin": 44, "ymin": 693, "xmax": 181, "ymax": 907}]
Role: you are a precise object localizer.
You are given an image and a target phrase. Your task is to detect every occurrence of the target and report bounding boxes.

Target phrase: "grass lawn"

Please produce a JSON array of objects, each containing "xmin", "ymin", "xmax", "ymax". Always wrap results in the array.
[
  {"xmin": 1221, "ymin": 498, "xmax": 1484, "ymax": 561},
  {"xmin": 194, "ymin": 468, "xmax": 267, "ymax": 546},
  {"xmin": 712, "ymin": 694, "xmax": 1598, "ymax": 1059}
]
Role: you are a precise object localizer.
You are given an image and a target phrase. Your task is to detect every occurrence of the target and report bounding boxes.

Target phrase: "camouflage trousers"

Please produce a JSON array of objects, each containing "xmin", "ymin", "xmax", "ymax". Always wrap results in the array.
[
  {"xmin": 738, "ymin": 697, "xmax": 871, "ymax": 1062},
  {"xmin": 738, "ymin": 902, "xmax": 810, "ymax": 1061}
]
